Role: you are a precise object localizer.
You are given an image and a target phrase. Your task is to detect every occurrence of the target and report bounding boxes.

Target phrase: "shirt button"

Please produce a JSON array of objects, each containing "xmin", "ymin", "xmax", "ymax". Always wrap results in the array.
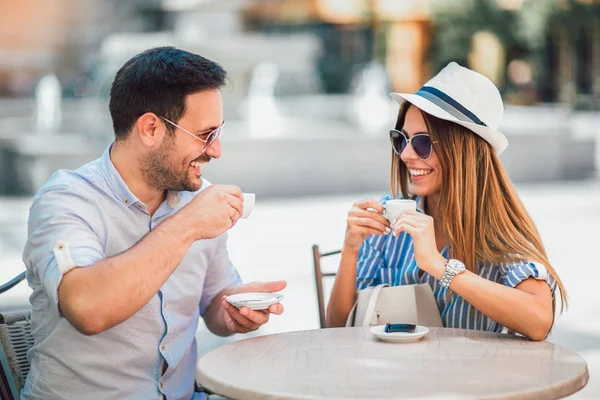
[
  {"xmin": 163, "ymin": 302, "xmax": 167, "ymax": 309},
  {"xmin": 161, "ymin": 344, "xmax": 166, "ymax": 351},
  {"xmin": 159, "ymin": 381, "xmax": 164, "ymax": 389},
  {"xmin": 124, "ymin": 199, "xmax": 129, "ymax": 205}
]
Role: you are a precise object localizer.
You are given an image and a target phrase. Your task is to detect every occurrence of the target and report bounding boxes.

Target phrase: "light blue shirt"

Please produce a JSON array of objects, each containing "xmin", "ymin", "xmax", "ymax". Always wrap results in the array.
[
  {"xmin": 356, "ymin": 194, "xmax": 556, "ymax": 332},
  {"xmin": 22, "ymin": 144, "xmax": 241, "ymax": 400}
]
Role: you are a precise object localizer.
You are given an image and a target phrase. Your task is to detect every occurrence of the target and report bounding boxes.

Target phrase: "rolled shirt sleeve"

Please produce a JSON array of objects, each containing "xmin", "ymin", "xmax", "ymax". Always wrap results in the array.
[
  {"xmin": 199, "ymin": 232, "xmax": 242, "ymax": 316},
  {"xmin": 500, "ymin": 259, "xmax": 557, "ymax": 297},
  {"xmin": 23, "ymin": 186, "xmax": 105, "ymax": 307}
]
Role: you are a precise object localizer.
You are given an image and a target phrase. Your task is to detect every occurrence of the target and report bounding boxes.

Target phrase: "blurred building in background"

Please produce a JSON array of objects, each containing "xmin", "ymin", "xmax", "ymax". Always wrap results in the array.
[
  {"xmin": 0, "ymin": 0, "xmax": 169, "ymax": 97},
  {"xmin": 1, "ymin": 0, "xmax": 598, "ymax": 106},
  {"xmin": 243, "ymin": 0, "xmax": 600, "ymax": 107},
  {"xmin": 0, "ymin": 0, "xmax": 598, "ymax": 197},
  {"xmin": 244, "ymin": 0, "xmax": 431, "ymax": 94}
]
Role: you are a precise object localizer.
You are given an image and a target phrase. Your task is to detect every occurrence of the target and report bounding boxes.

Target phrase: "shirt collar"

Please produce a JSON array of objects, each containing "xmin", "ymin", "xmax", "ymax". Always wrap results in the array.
[
  {"xmin": 166, "ymin": 190, "xmax": 182, "ymax": 208},
  {"xmin": 415, "ymin": 195, "xmax": 425, "ymax": 213},
  {"xmin": 99, "ymin": 143, "xmax": 182, "ymax": 209}
]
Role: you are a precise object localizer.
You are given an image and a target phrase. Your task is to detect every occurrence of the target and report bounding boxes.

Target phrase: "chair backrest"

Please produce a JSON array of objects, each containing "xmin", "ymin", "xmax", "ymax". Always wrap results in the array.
[
  {"xmin": 0, "ymin": 310, "xmax": 33, "ymax": 399},
  {"xmin": 0, "ymin": 272, "xmax": 26, "ymax": 295},
  {"xmin": 312, "ymin": 245, "xmax": 341, "ymax": 329}
]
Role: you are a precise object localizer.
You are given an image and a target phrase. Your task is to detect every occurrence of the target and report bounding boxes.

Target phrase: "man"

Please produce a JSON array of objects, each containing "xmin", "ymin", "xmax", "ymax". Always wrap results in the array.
[{"xmin": 22, "ymin": 47, "xmax": 285, "ymax": 399}]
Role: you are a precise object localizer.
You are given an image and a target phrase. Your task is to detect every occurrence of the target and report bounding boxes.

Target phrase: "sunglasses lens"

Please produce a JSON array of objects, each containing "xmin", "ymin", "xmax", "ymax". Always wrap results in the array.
[
  {"xmin": 390, "ymin": 131, "xmax": 407, "ymax": 155},
  {"xmin": 412, "ymin": 135, "xmax": 432, "ymax": 159}
]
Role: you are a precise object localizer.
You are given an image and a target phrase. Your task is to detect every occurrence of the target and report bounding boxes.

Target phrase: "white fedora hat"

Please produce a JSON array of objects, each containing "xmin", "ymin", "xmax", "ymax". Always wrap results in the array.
[{"xmin": 390, "ymin": 62, "xmax": 508, "ymax": 154}]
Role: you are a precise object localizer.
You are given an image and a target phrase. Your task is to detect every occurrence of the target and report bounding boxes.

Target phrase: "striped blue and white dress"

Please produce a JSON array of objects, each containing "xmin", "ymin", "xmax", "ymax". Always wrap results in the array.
[{"xmin": 356, "ymin": 194, "xmax": 557, "ymax": 332}]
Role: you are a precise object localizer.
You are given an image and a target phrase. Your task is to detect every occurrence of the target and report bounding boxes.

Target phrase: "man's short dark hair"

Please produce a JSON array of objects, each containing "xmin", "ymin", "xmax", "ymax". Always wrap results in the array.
[{"xmin": 109, "ymin": 46, "xmax": 227, "ymax": 140}]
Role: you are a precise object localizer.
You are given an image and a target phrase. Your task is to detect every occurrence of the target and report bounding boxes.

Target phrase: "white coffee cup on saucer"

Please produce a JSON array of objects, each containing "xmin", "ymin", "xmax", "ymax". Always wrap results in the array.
[
  {"xmin": 242, "ymin": 193, "xmax": 255, "ymax": 219},
  {"xmin": 384, "ymin": 199, "xmax": 417, "ymax": 223}
]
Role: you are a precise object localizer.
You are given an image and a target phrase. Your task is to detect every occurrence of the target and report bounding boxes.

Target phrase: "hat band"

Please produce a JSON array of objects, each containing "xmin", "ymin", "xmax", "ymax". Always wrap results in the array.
[{"xmin": 415, "ymin": 86, "xmax": 487, "ymax": 127}]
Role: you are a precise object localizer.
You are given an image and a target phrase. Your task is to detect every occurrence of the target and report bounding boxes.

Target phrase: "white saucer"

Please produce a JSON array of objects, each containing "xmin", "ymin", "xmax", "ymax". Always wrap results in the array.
[
  {"xmin": 369, "ymin": 325, "xmax": 429, "ymax": 343},
  {"xmin": 225, "ymin": 292, "xmax": 284, "ymax": 311}
]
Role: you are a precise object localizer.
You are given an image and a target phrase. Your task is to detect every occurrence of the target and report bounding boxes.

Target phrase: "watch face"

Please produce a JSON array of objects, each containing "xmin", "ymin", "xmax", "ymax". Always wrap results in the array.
[{"xmin": 448, "ymin": 259, "xmax": 466, "ymax": 272}]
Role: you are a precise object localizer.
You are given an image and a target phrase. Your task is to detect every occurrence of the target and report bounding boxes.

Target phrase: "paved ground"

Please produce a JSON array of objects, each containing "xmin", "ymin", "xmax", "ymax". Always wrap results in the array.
[{"xmin": 1, "ymin": 179, "xmax": 599, "ymax": 398}]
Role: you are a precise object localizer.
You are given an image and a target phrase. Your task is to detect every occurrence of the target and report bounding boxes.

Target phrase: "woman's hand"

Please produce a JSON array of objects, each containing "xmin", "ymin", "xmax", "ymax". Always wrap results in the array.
[
  {"xmin": 343, "ymin": 199, "xmax": 391, "ymax": 252},
  {"xmin": 392, "ymin": 210, "xmax": 445, "ymax": 277}
]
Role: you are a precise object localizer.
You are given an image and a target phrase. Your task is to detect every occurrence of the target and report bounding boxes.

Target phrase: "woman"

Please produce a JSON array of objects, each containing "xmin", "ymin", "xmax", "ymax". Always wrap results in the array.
[{"xmin": 326, "ymin": 62, "xmax": 566, "ymax": 340}]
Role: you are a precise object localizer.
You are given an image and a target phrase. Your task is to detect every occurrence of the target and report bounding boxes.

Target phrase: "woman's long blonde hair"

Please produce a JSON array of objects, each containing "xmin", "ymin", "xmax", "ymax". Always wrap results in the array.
[{"xmin": 391, "ymin": 102, "xmax": 567, "ymax": 311}]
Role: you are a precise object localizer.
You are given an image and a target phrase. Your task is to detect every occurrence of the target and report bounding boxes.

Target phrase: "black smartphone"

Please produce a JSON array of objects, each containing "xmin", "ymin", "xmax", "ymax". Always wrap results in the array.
[{"xmin": 384, "ymin": 323, "xmax": 416, "ymax": 333}]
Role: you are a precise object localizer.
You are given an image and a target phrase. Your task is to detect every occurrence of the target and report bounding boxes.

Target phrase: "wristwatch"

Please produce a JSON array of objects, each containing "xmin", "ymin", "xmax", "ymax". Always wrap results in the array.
[{"xmin": 440, "ymin": 259, "xmax": 466, "ymax": 288}]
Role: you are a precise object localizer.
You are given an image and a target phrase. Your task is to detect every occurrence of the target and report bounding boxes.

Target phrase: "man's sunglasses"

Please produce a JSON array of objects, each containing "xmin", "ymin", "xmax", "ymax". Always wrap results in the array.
[
  {"xmin": 159, "ymin": 116, "xmax": 224, "ymax": 153},
  {"xmin": 389, "ymin": 129, "xmax": 438, "ymax": 160}
]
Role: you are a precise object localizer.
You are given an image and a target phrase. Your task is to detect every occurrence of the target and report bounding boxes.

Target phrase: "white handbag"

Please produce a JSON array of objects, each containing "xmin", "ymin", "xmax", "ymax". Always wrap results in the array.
[{"xmin": 345, "ymin": 283, "xmax": 444, "ymax": 327}]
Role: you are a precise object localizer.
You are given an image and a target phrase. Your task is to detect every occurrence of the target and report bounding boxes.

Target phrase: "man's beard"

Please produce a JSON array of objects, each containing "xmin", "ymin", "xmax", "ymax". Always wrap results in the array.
[{"xmin": 140, "ymin": 138, "xmax": 210, "ymax": 192}]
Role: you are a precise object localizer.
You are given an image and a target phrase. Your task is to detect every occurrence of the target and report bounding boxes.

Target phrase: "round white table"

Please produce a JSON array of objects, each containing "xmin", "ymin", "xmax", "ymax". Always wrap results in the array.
[{"xmin": 196, "ymin": 327, "xmax": 589, "ymax": 399}]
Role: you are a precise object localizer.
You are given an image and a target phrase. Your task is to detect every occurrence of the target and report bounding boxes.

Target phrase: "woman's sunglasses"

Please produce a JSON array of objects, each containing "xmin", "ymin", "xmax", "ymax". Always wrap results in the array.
[{"xmin": 389, "ymin": 129, "xmax": 438, "ymax": 160}]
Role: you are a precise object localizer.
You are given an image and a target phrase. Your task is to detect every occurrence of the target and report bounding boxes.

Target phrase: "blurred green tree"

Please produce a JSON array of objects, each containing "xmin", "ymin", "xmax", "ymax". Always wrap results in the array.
[{"xmin": 428, "ymin": 0, "xmax": 526, "ymax": 94}]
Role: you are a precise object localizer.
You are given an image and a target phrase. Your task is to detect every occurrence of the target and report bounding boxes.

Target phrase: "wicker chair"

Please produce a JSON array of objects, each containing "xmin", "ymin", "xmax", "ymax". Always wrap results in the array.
[{"xmin": 0, "ymin": 272, "xmax": 32, "ymax": 400}]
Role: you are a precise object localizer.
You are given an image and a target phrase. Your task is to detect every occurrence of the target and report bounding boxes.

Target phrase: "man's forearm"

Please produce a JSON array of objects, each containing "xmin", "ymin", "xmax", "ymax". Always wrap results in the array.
[{"xmin": 59, "ymin": 214, "xmax": 195, "ymax": 335}]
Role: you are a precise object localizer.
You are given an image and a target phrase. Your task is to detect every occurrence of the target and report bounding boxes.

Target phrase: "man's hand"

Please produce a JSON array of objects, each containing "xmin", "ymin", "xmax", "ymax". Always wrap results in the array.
[
  {"xmin": 221, "ymin": 281, "xmax": 287, "ymax": 334},
  {"xmin": 176, "ymin": 184, "xmax": 244, "ymax": 241}
]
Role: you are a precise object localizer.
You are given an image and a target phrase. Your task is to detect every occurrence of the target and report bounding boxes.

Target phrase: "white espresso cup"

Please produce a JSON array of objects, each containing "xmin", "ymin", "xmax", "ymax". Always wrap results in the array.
[
  {"xmin": 242, "ymin": 193, "xmax": 255, "ymax": 219},
  {"xmin": 384, "ymin": 199, "xmax": 416, "ymax": 223}
]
